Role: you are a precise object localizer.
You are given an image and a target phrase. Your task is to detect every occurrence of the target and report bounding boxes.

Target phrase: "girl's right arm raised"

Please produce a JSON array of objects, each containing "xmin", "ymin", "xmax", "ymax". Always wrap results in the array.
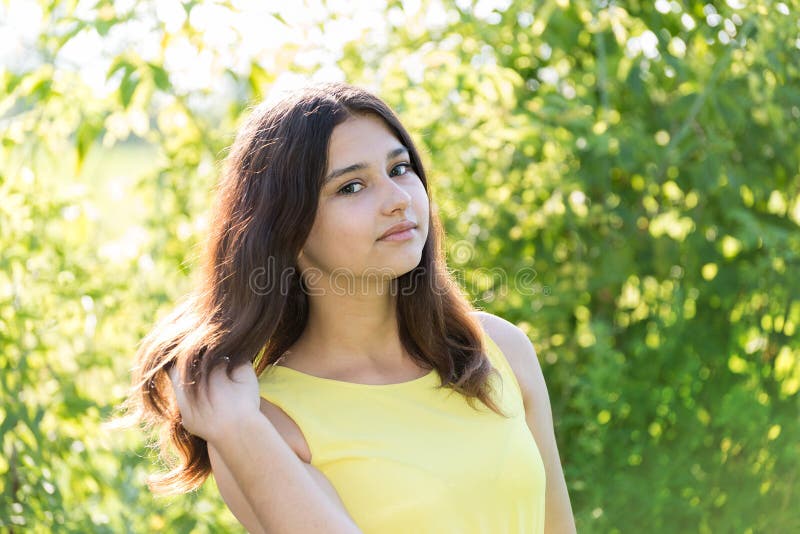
[
  {"xmin": 168, "ymin": 365, "xmax": 362, "ymax": 534},
  {"xmin": 208, "ymin": 415, "xmax": 354, "ymax": 533}
]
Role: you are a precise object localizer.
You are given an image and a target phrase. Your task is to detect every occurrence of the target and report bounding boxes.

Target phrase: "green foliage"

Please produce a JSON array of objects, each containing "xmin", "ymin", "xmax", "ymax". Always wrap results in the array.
[{"xmin": 1, "ymin": 0, "xmax": 798, "ymax": 532}]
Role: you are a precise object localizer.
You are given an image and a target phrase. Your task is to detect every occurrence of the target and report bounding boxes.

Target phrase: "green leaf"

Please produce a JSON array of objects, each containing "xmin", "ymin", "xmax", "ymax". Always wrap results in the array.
[
  {"xmin": 148, "ymin": 63, "xmax": 170, "ymax": 92},
  {"xmin": 119, "ymin": 69, "xmax": 138, "ymax": 108},
  {"xmin": 75, "ymin": 118, "xmax": 102, "ymax": 174}
]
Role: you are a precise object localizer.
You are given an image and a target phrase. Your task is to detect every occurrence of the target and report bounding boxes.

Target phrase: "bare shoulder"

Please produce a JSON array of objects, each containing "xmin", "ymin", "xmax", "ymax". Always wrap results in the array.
[
  {"xmin": 471, "ymin": 311, "xmax": 576, "ymax": 532},
  {"xmin": 209, "ymin": 408, "xmax": 349, "ymax": 534},
  {"xmin": 470, "ymin": 310, "xmax": 542, "ymax": 404},
  {"xmin": 256, "ymin": 399, "xmax": 350, "ymax": 512},
  {"xmin": 258, "ymin": 397, "xmax": 312, "ymax": 463}
]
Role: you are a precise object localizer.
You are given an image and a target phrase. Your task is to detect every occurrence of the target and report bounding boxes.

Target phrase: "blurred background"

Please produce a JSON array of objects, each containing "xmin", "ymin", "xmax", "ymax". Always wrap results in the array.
[{"xmin": 1, "ymin": 0, "xmax": 798, "ymax": 532}]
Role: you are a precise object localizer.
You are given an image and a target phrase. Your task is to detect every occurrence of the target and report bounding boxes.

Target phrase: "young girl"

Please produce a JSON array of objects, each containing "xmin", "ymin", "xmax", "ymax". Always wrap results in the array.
[{"xmin": 124, "ymin": 82, "xmax": 576, "ymax": 533}]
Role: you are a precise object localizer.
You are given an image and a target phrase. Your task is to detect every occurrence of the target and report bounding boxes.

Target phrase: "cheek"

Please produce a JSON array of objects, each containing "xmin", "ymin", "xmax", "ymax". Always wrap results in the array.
[
  {"xmin": 412, "ymin": 182, "xmax": 430, "ymax": 217},
  {"xmin": 313, "ymin": 206, "xmax": 373, "ymax": 247}
]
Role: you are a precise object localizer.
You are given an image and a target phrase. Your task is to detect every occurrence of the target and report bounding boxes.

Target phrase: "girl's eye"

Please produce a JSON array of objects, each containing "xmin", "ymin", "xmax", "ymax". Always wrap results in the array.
[
  {"xmin": 337, "ymin": 164, "xmax": 412, "ymax": 196},
  {"xmin": 338, "ymin": 181, "xmax": 364, "ymax": 195},
  {"xmin": 390, "ymin": 163, "xmax": 411, "ymax": 177}
]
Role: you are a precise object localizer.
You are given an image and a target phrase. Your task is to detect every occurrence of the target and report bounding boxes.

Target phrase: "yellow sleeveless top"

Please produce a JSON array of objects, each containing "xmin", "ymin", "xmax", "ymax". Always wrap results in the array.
[{"xmin": 258, "ymin": 331, "xmax": 546, "ymax": 533}]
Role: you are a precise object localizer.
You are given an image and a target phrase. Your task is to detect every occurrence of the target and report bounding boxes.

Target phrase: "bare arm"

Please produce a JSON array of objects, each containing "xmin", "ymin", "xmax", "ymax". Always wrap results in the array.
[
  {"xmin": 168, "ymin": 365, "xmax": 362, "ymax": 534},
  {"xmin": 208, "ymin": 424, "xmax": 352, "ymax": 534},
  {"xmin": 208, "ymin": 444, "xmax": 267, "ymax": 534},
  {"xmin": 209, "ymin": 412, "xmax": 359, "ymax": 534},
  {"xmin": 519, "ymin": 352, "xmax": 577, "ymax": 534}
]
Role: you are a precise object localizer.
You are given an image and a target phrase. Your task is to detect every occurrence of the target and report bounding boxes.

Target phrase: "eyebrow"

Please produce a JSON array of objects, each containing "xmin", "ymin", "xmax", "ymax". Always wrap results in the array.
[{"xmin": 323, "ymin": 147, "xmax": 410, "ymax": 185}]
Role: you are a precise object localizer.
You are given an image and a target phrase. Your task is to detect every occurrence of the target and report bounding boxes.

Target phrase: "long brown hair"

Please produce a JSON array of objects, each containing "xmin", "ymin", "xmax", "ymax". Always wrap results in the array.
[{"xmin": 112, "ymin": 82, "xmax": 506, "ymax": 495}]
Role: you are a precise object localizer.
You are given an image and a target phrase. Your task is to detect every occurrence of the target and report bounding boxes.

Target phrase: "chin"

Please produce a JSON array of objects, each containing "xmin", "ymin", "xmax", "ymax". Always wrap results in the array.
[{"xmin": 359, "ymin": 256, "xmax": 421, "ymax": 281}]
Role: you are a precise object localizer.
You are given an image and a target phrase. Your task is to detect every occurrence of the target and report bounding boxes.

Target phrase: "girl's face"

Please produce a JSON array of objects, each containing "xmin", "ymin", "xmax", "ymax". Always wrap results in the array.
[{"xmin": 297, "ymin": 113, "xmax": 429, "ymax": 284}]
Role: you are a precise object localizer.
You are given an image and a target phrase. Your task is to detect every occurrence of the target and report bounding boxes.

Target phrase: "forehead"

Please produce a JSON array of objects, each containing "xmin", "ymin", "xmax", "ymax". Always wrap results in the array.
[{"xmin": 327, "ymin": 114, "xmax": 402, "ymax": 163}]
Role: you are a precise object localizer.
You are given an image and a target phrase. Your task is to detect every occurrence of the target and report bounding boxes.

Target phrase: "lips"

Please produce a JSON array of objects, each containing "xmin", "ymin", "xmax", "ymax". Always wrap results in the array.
[{"xmin": 379, "ymin": 220, "xmax": 417, "ymax": 240}]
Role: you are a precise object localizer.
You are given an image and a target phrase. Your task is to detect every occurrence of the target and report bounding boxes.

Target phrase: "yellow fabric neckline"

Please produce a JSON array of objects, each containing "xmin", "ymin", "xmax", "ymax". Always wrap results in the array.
[{"xmin": 268, "ymin": 363, "xmax": 438, "ymax": 389}]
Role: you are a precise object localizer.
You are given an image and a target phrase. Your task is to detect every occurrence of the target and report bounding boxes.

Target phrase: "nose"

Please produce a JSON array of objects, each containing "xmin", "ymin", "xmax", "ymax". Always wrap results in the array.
[{"xmin": 381, "ymin": 171, "xmax": 412, "ymax": 214}]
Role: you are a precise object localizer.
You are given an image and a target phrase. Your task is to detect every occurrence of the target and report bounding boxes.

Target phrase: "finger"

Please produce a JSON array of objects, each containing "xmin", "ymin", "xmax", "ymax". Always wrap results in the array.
[
  {"xmin": 167, "ymin": 365, "xmax": 180, "ymax": 386},
  {"xmin": 166, "ymin": 365, "xmax": 188, "ymax": 408},
  {"xmin": 227, "ymin": 363, "xmax": 256, "ymax": 383}
]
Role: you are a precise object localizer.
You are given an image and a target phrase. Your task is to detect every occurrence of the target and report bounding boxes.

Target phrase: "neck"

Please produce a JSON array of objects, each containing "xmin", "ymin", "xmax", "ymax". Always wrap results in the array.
[{"xmin": 292, "ymin": 282, "xmax": 410, "ymax": 369}]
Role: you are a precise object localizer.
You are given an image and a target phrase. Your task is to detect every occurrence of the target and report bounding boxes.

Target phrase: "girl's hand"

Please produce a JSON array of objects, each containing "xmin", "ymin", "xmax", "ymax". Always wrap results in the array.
[{"xmin": 167, "ymin": 361, "xmax": 261, "ymax": 444}]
